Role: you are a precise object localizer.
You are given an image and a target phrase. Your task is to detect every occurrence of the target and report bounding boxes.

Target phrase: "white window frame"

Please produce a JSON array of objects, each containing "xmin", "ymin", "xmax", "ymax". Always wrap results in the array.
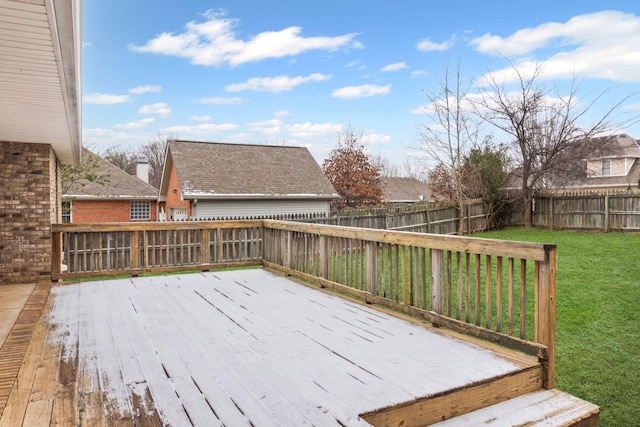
[
  {"xmin": 601, "ymin": 159, "xmax": 611, "ymax": 176},
  {"xmin": 61, "ymin": 200, "xmax": 72, "ymax": 223},
  {"xmin": 130, "ymin": 200, "xmax": 151, "ymax": 220}
]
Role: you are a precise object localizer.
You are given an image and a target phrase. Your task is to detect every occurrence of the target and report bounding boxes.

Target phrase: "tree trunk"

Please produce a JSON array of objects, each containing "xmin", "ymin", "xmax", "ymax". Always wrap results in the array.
[{"xmin": 523, "ymin": 191, "xmax": 533, "ymax": 227}]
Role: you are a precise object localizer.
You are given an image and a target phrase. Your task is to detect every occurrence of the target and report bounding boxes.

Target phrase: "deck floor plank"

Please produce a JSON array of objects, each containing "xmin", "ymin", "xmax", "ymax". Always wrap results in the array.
[{"xmin": 3, "ymin": 269, "xmax": 545, "ymax": 426}]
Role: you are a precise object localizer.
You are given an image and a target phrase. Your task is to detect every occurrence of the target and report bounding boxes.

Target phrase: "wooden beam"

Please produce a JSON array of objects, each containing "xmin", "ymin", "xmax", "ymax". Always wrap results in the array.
[{"xmin": 360, "ymin": 366, "xmax": 543, "ymax": 427}]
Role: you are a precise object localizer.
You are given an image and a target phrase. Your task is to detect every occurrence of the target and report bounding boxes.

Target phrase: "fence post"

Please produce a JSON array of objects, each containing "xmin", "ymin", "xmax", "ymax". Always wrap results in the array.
[
  {"xmin": 550, "ymin": 195, "xmax": 555, "ymax": 230},
  {"xmin": 535, "ymin": 245, "xmax": 557, "ymax": 389},
  {"xmin": 604, "ymin": 194, "xmax": 609, "ymax": 233},
  {"xmin": 430, "ymin": 249, "xmax": 444, "ymax": 314},
  {"xmin": 366, "ymin": 241, "xmax": 378, "ymax": 295}
]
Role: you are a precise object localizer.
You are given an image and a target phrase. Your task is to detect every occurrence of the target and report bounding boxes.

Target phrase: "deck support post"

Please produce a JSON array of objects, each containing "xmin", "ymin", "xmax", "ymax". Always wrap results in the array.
[{"xmin": 535, "ymin": 246, "xmax": 557, "ymax": 389}]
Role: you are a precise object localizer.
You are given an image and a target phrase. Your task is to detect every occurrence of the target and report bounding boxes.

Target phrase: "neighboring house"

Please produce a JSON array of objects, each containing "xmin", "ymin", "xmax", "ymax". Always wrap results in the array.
[
  {"xmin": 561, "ymin": 134, "xmax": 640, "ymax": 192},
  {"xmin": 64, "ymin": 157, "xmax": 158, "ymax": 223},
  {"xmin": 0, "ymin": 0, "xmax": 81, "ymax": 285},
  {"xmin": 158, "ymin": 140, "xmax": 339, "ymax": 220},
  {"xmin": 378, "ymin": 177, "xmax": 432, "ymax": 204}
]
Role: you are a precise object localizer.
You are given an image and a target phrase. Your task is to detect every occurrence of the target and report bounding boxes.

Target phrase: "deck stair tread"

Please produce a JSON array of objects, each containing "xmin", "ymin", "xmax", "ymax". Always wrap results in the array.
[{"xmin": 430, "ymin": 389, "xmax": 600, "ymax": 426}]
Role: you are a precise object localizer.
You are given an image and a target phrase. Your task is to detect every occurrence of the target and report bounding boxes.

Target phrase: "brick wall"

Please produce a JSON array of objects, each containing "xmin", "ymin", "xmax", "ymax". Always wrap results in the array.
[
  {"xmin": 72, "ymin": 200, "xmax": 158, "ymax": 223},
  {"xmin": 164, "ymin": 164, "xmax": 191, "ymax": 218},
  {"xmin": 0, "ymin": 142, "xmax": 58, "ymax": 284}
]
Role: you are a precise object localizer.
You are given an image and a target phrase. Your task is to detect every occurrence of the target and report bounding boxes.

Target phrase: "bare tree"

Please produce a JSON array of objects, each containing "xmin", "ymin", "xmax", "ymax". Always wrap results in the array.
[
  {"xmin": 140, "ymin": 132, "xmax": 175, "ymax": 188},
  {"xmin": 475, "ymin": 61, "xmax": 635, "ymax": 226},
  {"xmin": 418, "ymin": 61, "xmax": 483, "ymax": 233},
  {"xmin": 102, "ymin": 132, "xmax": 176, "ymax": 188},
  {"xmin": 322, "ymin": 127, "xmax": 383, "ymax": 209}
]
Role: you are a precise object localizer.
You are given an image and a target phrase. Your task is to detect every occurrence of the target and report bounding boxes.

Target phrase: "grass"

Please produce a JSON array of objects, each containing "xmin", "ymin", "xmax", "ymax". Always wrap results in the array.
[{"xmin": 471, "ymin": 228, "xmax": 640, "ymax": 427}]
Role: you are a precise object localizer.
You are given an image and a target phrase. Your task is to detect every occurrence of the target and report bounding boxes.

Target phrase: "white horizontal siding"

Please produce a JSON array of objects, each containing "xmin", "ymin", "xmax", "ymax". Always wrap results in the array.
[{"xmin": 193, "ymin": 199, "xmax": 330, "ymax": 219}]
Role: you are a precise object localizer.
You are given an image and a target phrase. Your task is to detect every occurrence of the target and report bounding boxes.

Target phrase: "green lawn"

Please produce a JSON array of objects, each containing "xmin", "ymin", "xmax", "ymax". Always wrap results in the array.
[{"xmin": 472, "ymin": 228, "xmax": 640, "ymax": 427}]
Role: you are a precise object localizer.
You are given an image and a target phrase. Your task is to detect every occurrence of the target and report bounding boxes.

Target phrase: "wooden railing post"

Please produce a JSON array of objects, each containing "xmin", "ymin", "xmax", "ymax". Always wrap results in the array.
[
  {"xmin": 201, "ymin": 228, "xmax": 210, "ymax": 264},
  {"xmin": 131, "ymin": 231, "xmax": 140, "ymax": 270},
  {"xmin": 535, "ymin": 245, "xmax": 557, "ymax": 389},
  {"xmin": 430, "ymin": 248, "xmax": 444, "ymax": 314},
  {"xmin": 365, "ymin": 241, "xmax": 378, "ymax": 295},
  {"xmin": 51, "ymin": 230, "xmax": 62, "ymax": 280}
]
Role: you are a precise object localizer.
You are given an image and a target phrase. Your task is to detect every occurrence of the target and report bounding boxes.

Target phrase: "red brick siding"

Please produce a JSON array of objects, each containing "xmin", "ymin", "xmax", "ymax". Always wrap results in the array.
[
  {"xmin": 0, "ymin": 142, "xmax": 57, "ymax": 284},
  {"xmin": 164, "ymin": 164, "xmax": 190, "ymax": 217},
  {"xmin": 72, "ymin": 200, "xmax": 158, "ymax": 223}
]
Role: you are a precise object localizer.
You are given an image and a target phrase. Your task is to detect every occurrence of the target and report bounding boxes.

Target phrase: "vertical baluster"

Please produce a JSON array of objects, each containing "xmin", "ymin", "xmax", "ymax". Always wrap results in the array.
[{"xmin": 485, "ymin": 255, "xmax": 492, "ymax": 329}]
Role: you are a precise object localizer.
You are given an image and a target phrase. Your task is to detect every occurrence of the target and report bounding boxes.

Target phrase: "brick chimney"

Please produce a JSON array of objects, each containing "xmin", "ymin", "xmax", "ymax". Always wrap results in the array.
[{"xmin": 137, "ymin": 157, "xmax": 150, "ymax": 184}]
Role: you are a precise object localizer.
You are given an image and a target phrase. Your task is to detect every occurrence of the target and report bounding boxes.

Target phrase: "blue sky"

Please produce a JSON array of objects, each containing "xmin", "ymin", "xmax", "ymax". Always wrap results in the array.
[{"xmin": 82, "ymin": 1, "xmax": 640, "ymax": 169}]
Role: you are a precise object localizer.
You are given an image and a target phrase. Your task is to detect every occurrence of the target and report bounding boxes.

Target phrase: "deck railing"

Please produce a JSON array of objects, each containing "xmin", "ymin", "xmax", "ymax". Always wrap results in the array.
[
  {"xmin": 51, "ymin": 221, "xmax": 264, "ymax": 278},
  {"xmin": 52, "ymin": 220, "xmax": 556, "ymax": 388}
]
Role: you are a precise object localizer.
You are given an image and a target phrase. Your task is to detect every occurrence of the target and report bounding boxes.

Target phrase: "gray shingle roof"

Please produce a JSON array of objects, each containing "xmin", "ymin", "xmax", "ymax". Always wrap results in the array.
[
  {"xmin": 378, "ymin": 177, "xmax": 432, "ymax": 202},
  {"xmin": 167, "ymin": 140, "xmax": 338, "ymax": 199},
  {"xmin": 65, "ymin": 155, "xmax": 157, "ymax": 199}
]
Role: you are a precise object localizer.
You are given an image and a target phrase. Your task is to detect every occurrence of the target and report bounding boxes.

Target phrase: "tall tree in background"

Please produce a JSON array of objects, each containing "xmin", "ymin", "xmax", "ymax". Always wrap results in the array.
[
  {"xmin": 322, "ymin": 127, "xmax": 383, "ymax": 209},
  {"xmin": 464, "ymin": 144, "xmax": 509, "ymax": 228},
  {"xmin": 102, "ymin": 132, "xmax": 175, "ymax": 188},
  {"xmin": 476, "ymin": 61, "xmax": 634, "ymax": 226},
  {"xmin": 139, "ymin": 132, "xmax": 172, "ymax": 188},
  {"xmin": 61, "ymin": 148, "xmax": 109, "ymax": 196},
  {"xmin": 418, "ymin": 61, "xmax": 483, "ymax": 233}
]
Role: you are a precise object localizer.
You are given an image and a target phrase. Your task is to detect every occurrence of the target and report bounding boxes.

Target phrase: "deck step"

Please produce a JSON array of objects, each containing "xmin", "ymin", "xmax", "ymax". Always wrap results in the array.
[
  {"xmin": 361, "ymin": 366, "xmax": 544, "ymax": 426},
  {"xmin": 430, "ymin": 389, "xmax": 600, "ymax": 427}
]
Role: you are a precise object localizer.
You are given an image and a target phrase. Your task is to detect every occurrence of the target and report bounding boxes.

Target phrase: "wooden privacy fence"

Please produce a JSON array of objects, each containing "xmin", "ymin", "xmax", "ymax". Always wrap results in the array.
[
  {"xmin": 533, "ymin": 191, "xmax": 640, "ymax": 232},
  {"xmin": 52, "ymin": 219, "xmax": 557, "ymax": 388},
  {"xmin": 309, "ymin": 200, "xmax": 490, "ymax": 234}
]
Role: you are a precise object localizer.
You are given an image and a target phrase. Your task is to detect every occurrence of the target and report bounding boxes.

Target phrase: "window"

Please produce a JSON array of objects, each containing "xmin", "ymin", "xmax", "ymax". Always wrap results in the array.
[
  {"xmin": 61, "ymin": 200, "xmax": 71, "ymax": 223},
  {"xmin": 130, "ymin": 201, "xmax": 150, "ymax": 220},
  {"xmin": 601, "ymin": 159, "xmax": 611, "ymax": 176}
]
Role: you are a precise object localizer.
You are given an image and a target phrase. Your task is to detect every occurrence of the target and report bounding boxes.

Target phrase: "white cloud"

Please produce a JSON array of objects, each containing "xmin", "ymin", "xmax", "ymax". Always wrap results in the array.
[
  {"xmin": 247, "ymin": 119, "xmax": 283, "ymax": 135},
  {"xmin": 113, "ymin": 118, "xmax": 156, "ymax": 130},
  {"xmin": 380, "ymin": 62, "xmax": 408, "ymax": 72},
  {"xmin": 130, "ymin": 10, "xmax": 361, "ymax": 67},
  {"xmin": 411, "ymin": 69, "xmax": 427, "ymax": 78},
  {"xmin": 332, "ymin": 84, "xmax": 391, "ymax": 99},
  {"xmin": 138, "ymin": 103, "xmax": 172, "ymax": 117},
  {"xmin": 274, "ymin": 110, "xmax": 293, "ymax": 118},
  {"xmin": 285, "ymin": 122, "xmax": 342, "ymax": 138},
  {"xmin": 364, "ymin": 133, "xmax": 391, "ymax": 144},
  {"xmin": 129, "ymin": 85, "xmax": 162, "ymax": 94},
  {"xmin": 416, "ymin": 37, "xmax": 454, "ymax": 52},
  {"xmin": 472, "ymin": 11, "xmax": 640, "ymax": 83},
  {"xmin": 83, "ymin": 93, "xmax": 131, "ymax": 104},
  {"xmin": 189, "ymin": 115, "xmax": 212, "ymax": 122},
  {"xmin": 163, "ymin": 123, "xmax": 238, "ymax": 134},
  {"xmin": 196, "ymin": 96, "xmax": 243, "ymax": 105},
  {"xmin": 346, "ymin": 60, "xmax": 366, "ymax": 70},
  {"xmin": 225, "ymin": 73, "xmax": 330, "ymax": 93}
]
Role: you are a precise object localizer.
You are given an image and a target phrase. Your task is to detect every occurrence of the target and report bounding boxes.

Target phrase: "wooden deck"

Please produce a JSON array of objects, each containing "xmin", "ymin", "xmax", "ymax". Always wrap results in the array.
[{"xmin": 0, "ymin": 269, "xmax": 599, "ymax": 426}]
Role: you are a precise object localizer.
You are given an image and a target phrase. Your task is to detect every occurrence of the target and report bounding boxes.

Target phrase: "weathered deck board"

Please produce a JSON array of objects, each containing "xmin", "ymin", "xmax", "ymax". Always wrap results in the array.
[
  {"xmin": 0, "ymin": 283, "xmax": 49, "ymax": 419},
  {"xmin": 430, "ymin": 389, "xmax": 600, "ymax": 426},
  {"xmin": 36, "ymin": 269, "xmax": 530, "ymax": 426}
]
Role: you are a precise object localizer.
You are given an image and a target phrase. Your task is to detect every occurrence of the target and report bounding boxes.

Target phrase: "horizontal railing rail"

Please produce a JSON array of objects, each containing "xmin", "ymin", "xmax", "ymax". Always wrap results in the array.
[{"xmin": 52, "ymin": 219, "xmax": 556, "ymax": 388}]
